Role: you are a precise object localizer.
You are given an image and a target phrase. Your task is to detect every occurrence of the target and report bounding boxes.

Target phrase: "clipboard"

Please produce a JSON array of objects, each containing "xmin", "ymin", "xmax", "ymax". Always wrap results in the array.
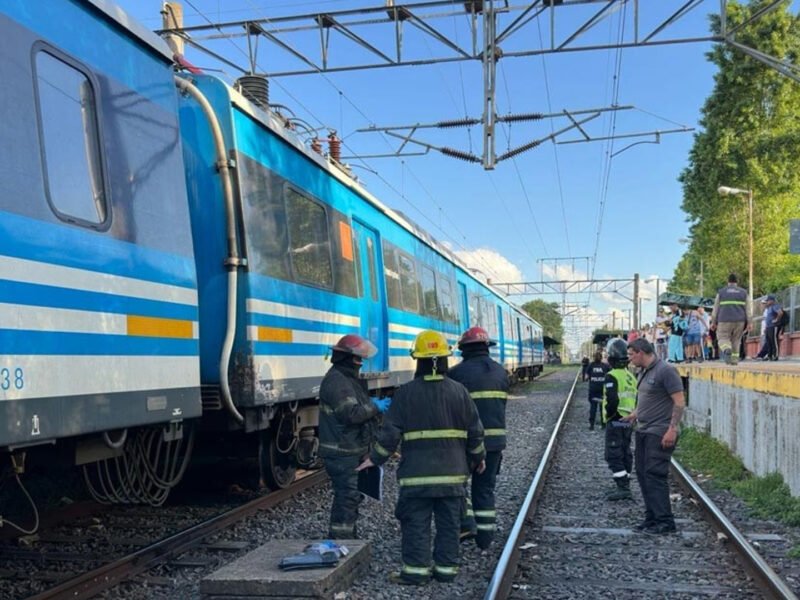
[{"xmin": 357, "ymin": 465, "xmax": 383, "ymax": 501}]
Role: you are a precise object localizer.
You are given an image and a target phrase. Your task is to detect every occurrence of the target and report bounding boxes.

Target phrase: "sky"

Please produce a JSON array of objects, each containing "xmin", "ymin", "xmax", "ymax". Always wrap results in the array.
[{"xmin": 120, "ymin": 0, "xmax": 723, "ymax": 351}]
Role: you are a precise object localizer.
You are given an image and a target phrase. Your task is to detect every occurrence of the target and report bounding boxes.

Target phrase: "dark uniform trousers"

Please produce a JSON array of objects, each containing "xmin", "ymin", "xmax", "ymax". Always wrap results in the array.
[
  {"xmin": 605, "ymin": 424, "xmax": 633, "ymax": 476},
  {"xmin": 472, "ymin": 451, "xmax": 502, "ymax": 547},
  {"xmin": 635, "ymin": 431, "xmax": 676, "ymax": 527},
  {"xmin": 396, "ymin": 494, "xmax": 461, "ymax": 583},
  {"xmin": 324, "ymin": 455, "xmax": 362, "ymax": 538}
]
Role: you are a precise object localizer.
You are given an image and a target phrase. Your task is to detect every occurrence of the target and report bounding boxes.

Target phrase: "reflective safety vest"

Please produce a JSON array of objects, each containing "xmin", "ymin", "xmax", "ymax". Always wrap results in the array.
[
  {"xmin": 715, "ymin": 284, "xmax": 748, "ymax": 323},
  {"xmin": 369, "ymin": 375, "xmax": 485, "ymax": 497},
  {"xmin": 602, "ymin": 368, "xmax": 637, "ymax": 423}
]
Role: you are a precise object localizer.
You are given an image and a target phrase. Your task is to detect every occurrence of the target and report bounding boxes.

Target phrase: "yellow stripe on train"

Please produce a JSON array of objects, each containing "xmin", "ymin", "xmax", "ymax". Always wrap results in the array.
[
  {"xmin": 257, "ymin": 326, "xmax": 293, "ymax": 343},
  {"xmin": 127, "ymin": 315, "xmax": 194, "ymax": 339}
]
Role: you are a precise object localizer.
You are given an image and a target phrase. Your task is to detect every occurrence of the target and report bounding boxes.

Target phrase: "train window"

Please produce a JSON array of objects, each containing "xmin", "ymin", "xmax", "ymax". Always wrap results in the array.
[
  {"xmin": 437, "ymin": 274, "xmax": 456, "ymax": 323},
  {"xmin": 240, "ymin": 156, "xmax": 290, "ymax": 280},
  {"xmin": 366, "ymin": 237, "xmax": 378, "ymax": 301},
  {"xmin": 397, "ymin": 252, "xmax": 420, "ymax": 313},
  {"xmin": 469, "ymin": 293, "xmax": 481, "ymax": 327},
  {"xmin": 286, "ymin": 189, "xmax": 333, "ymax": 289},
  {"xmin": 382, "ymin": 242, "xmax": 402, "ymax": 309},
  {"xmin": 420, "ymin": 265, "xmax": 439, "ymax": 318},
  {"xmin": 332, "ymin": 217, "xmax": 357, "ymax": 297},
  {"xmin": 34, "ymin": 50, "xmax": 108, "ymax": 227}
]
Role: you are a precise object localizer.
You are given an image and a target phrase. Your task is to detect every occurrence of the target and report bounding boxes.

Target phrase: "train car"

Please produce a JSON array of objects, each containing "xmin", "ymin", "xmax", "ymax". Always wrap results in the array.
[
  {"xmin": 1, "ymin": 0, "xmax": 545, "ymax": 514},
  {"xmin": 176, "ymin": 70, "xmax": 544, "ymax": 486},
  {"xmin": 0, "ymin": 1, "xmax": 201, "ymax": 506}
]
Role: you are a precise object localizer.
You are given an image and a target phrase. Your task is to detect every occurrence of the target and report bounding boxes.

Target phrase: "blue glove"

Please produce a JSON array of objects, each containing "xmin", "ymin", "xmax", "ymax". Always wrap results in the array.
[{"xmin": 371, "ymin": 397, "xmax": 391, "ymax": 413}]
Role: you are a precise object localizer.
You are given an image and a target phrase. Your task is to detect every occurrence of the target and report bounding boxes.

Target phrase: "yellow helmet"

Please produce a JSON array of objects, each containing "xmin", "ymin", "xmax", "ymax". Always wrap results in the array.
[{"xmin": 410, "ymin": 330, "xmax": 452, "ymax": 359}]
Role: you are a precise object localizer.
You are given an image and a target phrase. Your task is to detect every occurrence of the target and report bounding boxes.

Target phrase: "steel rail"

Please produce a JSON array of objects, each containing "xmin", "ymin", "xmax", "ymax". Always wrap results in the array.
[
  {"xmin": 483, "ymin": 371, "xmax": 579, "ymax": 600},
  {"xmin": 671, "ymin": 459, "xmax": 799, "ymax": 600},
  {"xmin": 26, "ymin": 470, "xmax": 328, "ymax": 600}
]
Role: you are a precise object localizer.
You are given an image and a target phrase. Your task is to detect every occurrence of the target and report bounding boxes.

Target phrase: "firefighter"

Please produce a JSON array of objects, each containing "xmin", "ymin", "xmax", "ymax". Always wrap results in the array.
[
  {"xmin": 448, "ymin": 326, "xmax": 509, "ymax": 549},
  {"xmin": 357, "ymin": 330, "xmax": 485, "ymax": 585},
  {"xmin": 602, "ymin": 338, "xmax": 638, "ymax": 501},
  {"xmin": 710, "ymin": 273, "xmax": 749, "ymax": 365},
  {"xmin": 318, "ymin": 334, "xmax": 386, "ymax": 539}
]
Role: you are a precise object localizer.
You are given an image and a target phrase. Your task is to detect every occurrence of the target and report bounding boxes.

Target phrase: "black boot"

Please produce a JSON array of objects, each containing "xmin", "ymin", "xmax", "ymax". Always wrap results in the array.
[{"xmin": 605, "ymin": 476, "xmax": 632, "ymax": 501}]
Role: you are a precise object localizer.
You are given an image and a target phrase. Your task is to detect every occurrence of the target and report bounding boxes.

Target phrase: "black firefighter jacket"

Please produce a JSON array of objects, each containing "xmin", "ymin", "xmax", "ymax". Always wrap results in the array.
[
  {"xmin": 318, "ymin": 364, "xmax": 379, "ymax": 458},
  {"xmin": 448, "ymin": 349, "xmax": 510, "ymax": 452},
  {"xmin": 370, "ymin": 375, "xmax": 486, "ymax": 498}
]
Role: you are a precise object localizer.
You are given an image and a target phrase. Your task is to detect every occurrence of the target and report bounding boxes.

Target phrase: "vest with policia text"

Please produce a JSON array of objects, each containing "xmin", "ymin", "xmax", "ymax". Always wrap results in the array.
[
  {"xmin": 447, "ymin": 349, "xmax": 510, "ymax": 452},
  {"xmin": 715, "ymin": 284, "xmax": 748, "ymax": 323},
  {"xmin": 369, "ymin": 375, "xmax": 485, "ymax": 497},
  {"xmin": 602, "ymin": 368, "xmax": 637, "ymax": 424}
]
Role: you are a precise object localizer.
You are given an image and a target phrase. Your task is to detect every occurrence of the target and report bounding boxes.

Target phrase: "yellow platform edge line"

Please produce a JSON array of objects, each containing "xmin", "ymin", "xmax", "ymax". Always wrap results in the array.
[
  {"xmin": 127, "ymin": 315, "xmax": 194, "ymax": 339},
  {"xmin": 675, "ymin": 365, "xmax": 800, "ymax": 399}
]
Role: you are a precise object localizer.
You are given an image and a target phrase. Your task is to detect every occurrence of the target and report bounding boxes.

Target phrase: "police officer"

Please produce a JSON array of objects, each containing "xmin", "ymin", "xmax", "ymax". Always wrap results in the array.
[
  {"xmin": 710, "ymin": 273, "xmax": 749, "ymax": 365},
  {"xmin": 319, "ymin": 334, "xmax": 386, "ymax": 539},
  {"xmin": 448, "ymin": 326, "xmax": 509, "ymax": 549},
  {"xmin": 586, "ymin": 350, "xmax": 609, "ymax": 431},
  {"xmin": 357, "ymin": 330, "xmax": 485, "ymax": 585},
  {"xmin": 602, "ymin": 338, "xmax": 638, "ymax": 501}
]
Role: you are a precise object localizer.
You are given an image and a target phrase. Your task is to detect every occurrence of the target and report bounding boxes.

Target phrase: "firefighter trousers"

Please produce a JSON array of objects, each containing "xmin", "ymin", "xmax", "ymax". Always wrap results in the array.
[
  {"xmin": 395, "ymin": 494, "xmax": 461, "ymax": 583},
  {"xmin": 605, "ymin": 423, "xmax": 633, "ymax": 477},
  {"xmin": 472, "ymin": 451, "xmax": 502, "ymax": 548},
  {"xmin": 323, "ymin": 454, "xmax": 362, "ymax": 538}
]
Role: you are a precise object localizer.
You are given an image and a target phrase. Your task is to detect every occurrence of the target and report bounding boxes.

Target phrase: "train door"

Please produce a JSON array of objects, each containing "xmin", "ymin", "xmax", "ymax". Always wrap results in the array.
[
  {"xmin": 352, "ymin": 220, "xmax": 387, "ymax": 373},
  {"xmin": 516, "ymin": 317, "xmax": 523, "ymax": 363},
  {"xmin": 498, "ymin": 307, "xmax": 506, "ymax": 364},
  {"xmin": 458, "ymin": 282, "xmax": 469, "ymax": 329}
]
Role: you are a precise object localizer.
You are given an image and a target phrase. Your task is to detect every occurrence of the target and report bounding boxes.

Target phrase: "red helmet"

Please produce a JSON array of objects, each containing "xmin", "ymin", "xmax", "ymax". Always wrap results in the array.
[
  {"xmin": 458, "ymin": 326, "xmax": 496, "ymax": 348},
  {"xmin": 330, "ymin": 334, "xmax": 377, "ymax": 359}
]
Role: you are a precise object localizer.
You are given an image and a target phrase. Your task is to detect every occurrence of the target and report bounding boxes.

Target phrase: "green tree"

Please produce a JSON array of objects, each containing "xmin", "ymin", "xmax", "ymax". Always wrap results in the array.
[
  {"xmin": 521, "ymin": 299, "xmax": 564, "ymax": 345},
  {"xmin": 677, "ymin": 0, "xmax": 800, "ymax": 297}
]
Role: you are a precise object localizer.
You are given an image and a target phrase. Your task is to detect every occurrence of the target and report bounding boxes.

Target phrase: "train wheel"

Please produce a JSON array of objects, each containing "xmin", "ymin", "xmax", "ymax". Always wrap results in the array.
[{"xmin": 259, "ymin": 430, "xmax": 297, "ymax": 490}]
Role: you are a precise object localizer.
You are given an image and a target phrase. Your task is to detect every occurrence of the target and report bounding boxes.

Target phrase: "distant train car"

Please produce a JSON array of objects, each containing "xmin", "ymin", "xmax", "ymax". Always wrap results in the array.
[{"xmin": 0, "ymin": 0, "xmax": 545, "ymax": 512}]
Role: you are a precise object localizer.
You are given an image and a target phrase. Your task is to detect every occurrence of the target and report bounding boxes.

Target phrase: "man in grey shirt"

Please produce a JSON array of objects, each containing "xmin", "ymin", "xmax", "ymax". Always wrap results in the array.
[{"xmin": 623, "ymin": 338, "xmax": 685, "ymax": 534}]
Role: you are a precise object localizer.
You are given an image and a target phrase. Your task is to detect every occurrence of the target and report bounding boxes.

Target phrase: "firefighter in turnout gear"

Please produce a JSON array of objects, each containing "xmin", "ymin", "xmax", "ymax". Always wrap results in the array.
[
  {"xmin": 448, "ymin": 326, "xmax": 509, "ymax": 550},
  {"xmin": 602, "ymin": 338, "xmax": 638, "ymax": 501},
  {"xmin": 319, "ymin": 335, "xmax": 381, "ymax": 539},
  {"xmin": 357, "ymin": 330, "xmax": 486, "ymax": 586}
]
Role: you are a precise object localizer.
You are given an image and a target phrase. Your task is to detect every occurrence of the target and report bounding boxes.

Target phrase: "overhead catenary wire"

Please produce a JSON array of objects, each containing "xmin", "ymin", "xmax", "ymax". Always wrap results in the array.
[{"xmin": 182, "ymin": 0, "xmax": 502, "ymax": 279}]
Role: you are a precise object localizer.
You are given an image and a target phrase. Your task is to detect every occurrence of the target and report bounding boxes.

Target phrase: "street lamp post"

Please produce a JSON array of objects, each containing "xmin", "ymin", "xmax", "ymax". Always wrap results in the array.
[
  {"xmin": 717, "ymin": 186, "xmax": 754, "ymax": 313},
  {"xmin": 645, "ymin": 277, "xmax": 666, "ymax": 328}
]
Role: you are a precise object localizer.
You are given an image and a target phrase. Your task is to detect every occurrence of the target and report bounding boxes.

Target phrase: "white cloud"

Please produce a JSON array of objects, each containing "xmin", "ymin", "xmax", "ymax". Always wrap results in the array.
[{"xmin": 453, "ymin": 247, "xmax": 524, "ymax": 284}]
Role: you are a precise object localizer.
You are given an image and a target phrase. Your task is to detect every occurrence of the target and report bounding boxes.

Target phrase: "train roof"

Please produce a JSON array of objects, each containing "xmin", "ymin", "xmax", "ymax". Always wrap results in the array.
[{"xmin": 86, "ymin": 0, "xmax": 174, "ymax": 61}]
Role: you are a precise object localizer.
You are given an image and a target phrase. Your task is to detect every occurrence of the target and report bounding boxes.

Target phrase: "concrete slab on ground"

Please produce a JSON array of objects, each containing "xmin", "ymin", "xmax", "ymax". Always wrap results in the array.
[{"xmin": 200, "ymin": 539, "xmax": 369, "ymax": 600}]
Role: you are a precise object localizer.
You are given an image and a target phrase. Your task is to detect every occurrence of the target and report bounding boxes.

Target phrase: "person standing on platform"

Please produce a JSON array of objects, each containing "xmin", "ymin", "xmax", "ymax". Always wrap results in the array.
[
  {"xmin": 710, "ymin": 273, "xmax": 749, "ymax": 365},
  {"xmin": 448, "ymin": 326, "xmax": 509, "ymax": 549},
  {"xmin": 667, "ymin": 304, "xmax": 687, "ymax": 363},
  {"xmin": 624, "ymin": 338, "xmax": 685, "ymax": 535},
  {"xmin": 602, "ymin": 339, "xmax": 637, "ymax": 501},
  {"xmin": 318, "ymin": 335, "xmax": 384, "ymax": 539},
  {"xmin": 357, "ymin": 330, "xmax": 485, "ymax": 586},
  {"xmin": 757, "ymin": 295, "xmax": 786, "ymax": 361},
  {"xmin": 586, "ymin": 351, "xmax": 609, "ymax": 431}
]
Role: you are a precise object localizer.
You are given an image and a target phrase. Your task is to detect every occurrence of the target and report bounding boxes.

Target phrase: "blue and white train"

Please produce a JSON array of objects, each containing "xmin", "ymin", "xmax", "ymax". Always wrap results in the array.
[{"xmin": 0, "ymin": 0, "xmax": 544, "ymax": 506}]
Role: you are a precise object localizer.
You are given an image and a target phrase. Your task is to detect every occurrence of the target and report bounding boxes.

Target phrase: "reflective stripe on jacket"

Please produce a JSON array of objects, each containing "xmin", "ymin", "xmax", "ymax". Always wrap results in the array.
[
  {"xmin": 448, "ymin": 351, "xmax": 509, "ymax": 451},
  {"xmin": 370, "ymin": 375, "xmax": 485, "ymax": 497},
  {"xmin": 318, "ymin": 365, "xmax": 379, "ymax": 457},
  {"xmin": 713, "ymin": 284, "xmax": 748, "ymax": 324}
]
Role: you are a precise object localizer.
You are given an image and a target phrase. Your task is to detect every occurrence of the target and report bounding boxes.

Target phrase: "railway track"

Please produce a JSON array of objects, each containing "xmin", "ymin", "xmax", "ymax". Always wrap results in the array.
[
  {"xmin": 9, "ymin": 470, "xmax": 326, "ymax": 600},
  {"xmin": 484, "ymin": 373, "xmax": 797, "ymax": 600}
]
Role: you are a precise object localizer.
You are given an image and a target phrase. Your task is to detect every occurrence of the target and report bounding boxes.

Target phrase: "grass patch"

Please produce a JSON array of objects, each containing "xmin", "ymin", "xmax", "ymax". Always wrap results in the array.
[
  {"xmin": 788, "ymin": 545, "xmax": 800, "ymax": 559},
  {"xmin": 676, "ymin": 427, "xmax": 800, "ymax": 531}
]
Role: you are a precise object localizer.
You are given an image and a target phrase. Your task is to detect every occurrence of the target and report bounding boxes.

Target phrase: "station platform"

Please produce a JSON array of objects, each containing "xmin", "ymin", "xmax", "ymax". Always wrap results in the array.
[
  {"xmin": 674, "ymin": 358, "xmax": 800, "ymax": 496},
  {"xmin": 674, "ymin": 357, "xmax": 800, "ymax": 399}
]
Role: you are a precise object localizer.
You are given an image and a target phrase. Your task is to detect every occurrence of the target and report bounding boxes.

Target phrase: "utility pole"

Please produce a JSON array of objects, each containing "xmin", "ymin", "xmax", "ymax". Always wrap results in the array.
[{"xmin": 633, "ymin": 273, "xmax": 640, "ymax": 330}]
